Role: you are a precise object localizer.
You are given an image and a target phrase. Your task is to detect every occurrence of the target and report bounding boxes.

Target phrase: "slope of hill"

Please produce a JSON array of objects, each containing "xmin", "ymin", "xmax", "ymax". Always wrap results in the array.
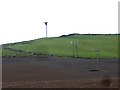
[{"xmin": 2, "ymin": 34, "xmax": 118, "ymax": 59}]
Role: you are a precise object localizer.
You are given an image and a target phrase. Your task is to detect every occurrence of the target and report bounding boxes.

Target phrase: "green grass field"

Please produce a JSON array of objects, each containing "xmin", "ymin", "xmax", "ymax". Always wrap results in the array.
[
  {"xmin": 2, "ymin": 34, "xmax": 118, "ymax": 58},
  {"xmin": 0, "ymin": 49, "xmax": 2, "ymax": 57},
  {"xmin": 0, "ymin": 45, "xmax": 2, "ymax": 56},
  {"xmin": 2, "ymin": 49, "xmax": 32, "ymax": 57}
]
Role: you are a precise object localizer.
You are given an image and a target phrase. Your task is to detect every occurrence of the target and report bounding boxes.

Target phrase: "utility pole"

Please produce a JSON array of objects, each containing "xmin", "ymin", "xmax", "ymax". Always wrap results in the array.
[
  {"xmin": 70, "ymin": 42, "xmax": 75, "ymax": 58},
  {"xmin": 44, "ymin": 22, "xmax": 48, "ymax": 38},
  {"xmin": 95, "ymin": 49, "xmax": 100, "ymax": 70},
  {"xmin": 75, "ymin": 42, "xmax": 79, "ymax": 58},
  {"xmin": 70, "ymin": 42, "xmax": 79, "ymax": 58},
  {"xmin": 90, "ymin": 49, "xmax": 100, "ymax": 71}
]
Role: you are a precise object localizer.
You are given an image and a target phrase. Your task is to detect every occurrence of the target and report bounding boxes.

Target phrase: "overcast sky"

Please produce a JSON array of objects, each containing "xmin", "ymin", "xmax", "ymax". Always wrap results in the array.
[{"xmin": 0, "ymin": 0, "xmax": 119, "ymax": 44}]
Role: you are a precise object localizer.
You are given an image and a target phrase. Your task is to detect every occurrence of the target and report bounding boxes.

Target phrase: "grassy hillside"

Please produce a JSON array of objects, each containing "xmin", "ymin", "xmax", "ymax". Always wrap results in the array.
[
  {"xmin": 2, "ymin": 34, "xmax": 118, "ymax": 58},
  {"xmin": 0, "ymin": 45, "xmax": 2, "ymax": 56},
  {"xmin": 0, "ymin": 49, "xmax": 2, "ymax": 57}
]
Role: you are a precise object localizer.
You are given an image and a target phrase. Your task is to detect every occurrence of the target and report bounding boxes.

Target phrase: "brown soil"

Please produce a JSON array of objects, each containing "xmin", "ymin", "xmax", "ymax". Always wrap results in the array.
[{"xmin": 2, "ymin": 56, "xmax": 118, "ymax": 88}]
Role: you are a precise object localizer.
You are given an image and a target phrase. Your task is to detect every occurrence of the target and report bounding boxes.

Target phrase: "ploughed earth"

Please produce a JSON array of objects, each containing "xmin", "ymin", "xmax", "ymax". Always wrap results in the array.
[{"xmin": 2, "ymin": 56, "xmax": 118, "ymax": 88}]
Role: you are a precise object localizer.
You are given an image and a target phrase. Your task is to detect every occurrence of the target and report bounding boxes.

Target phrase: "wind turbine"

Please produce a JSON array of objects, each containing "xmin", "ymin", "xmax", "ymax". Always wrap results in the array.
[{"xmin": 44, "ymin": 22, "xmax": 48, "ymax": 38}]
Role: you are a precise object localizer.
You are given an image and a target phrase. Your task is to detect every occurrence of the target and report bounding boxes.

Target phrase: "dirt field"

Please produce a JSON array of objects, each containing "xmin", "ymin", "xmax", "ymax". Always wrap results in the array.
[{"xmin": 2, "ymin": 56, "xmax": 118, "ymax": 88}]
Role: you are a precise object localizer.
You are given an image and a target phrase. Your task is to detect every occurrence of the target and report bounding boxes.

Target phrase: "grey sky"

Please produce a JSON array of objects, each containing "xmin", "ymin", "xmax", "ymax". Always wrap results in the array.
[{"xmin": 0, "ymin": 0, "xmax": 118, "ymax": 44}]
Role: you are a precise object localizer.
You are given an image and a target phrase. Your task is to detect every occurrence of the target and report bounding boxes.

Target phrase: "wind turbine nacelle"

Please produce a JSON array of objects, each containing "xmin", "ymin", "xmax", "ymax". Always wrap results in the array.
[{"xmin": 44, "ymin": 22, "xmax": 48, "ymax": 25}]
